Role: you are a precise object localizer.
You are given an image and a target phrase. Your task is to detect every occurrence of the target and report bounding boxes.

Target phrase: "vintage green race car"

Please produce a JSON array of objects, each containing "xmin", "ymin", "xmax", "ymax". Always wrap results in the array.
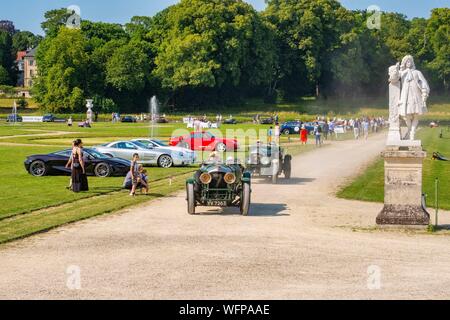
[{"xmin": 186, "ymin": 161, "xmax": 251, "ymax": 215}]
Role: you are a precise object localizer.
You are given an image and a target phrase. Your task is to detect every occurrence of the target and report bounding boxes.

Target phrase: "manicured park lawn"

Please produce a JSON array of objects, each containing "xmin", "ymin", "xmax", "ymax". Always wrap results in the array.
[
  {"xmin": 338, "ymin": 127, "xmax": 450, "ymax": 210},
  {"xmin": 0, "ymin": 121, "xmax": 318, "ymax": 243}
]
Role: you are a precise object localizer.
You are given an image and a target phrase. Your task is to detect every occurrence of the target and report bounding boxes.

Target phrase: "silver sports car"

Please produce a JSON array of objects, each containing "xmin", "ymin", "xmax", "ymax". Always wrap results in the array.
[{"xmin": 94, "ymin": 140, "xmax": 196, "ymax": 168}]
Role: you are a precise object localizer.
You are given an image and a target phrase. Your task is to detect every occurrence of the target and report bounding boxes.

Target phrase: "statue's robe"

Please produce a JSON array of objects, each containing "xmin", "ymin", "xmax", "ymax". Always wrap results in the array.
[{"xmin": 399, "ymin": 69, "xmax": 430, "ymax": 117}]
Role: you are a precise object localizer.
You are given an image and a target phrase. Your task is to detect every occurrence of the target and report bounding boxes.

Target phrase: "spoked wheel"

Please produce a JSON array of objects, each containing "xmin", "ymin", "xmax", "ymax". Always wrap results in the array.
[
  {"xmin": 30, "ymin": 160, "xmax": 48, "ymax": 177},
  {"xmin": 94, "ymin": 162, "xmax": 111, "ymax": 178},
  {"xmin": 187, "ymin": 183, "xmax": 196, "ymax": 215},
  {"xmin": 158, "ymin": 155, "xmax": 174, "ymax": 168},
  {"xmin": 240, "ymin": 183, "xmax": 251, "ymax": 216},
  {"xmin": 284, "ymin": 155, "xmax": 292, "ymax": 179},
  {"xmin": 283, "ymin": 129, "xmax": 290, "ymax": 135}
]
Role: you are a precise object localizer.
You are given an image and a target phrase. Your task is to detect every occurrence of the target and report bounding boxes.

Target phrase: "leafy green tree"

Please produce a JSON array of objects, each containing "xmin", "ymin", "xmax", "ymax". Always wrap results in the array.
[
  {"xmin": 150, "ymin": 0, "xmax": 277, "ymax": 107},
  {"xmin": 0, "ymin": 65, "xmax": 10, "ymax": 85},
  {"xmin": 106, "ymin": 40, "xmax": 150, "ymax": 92},
  {"xmin": 0, "ymin": 30, "xmax": 15, "ymax": 85},
  {"xmin": 264, "ymin": 0, "xmax": 351, "ymax": 98},
  {"xmin": 41, "ymin": 8, "xmax": 72, "ymax": 37},
  {"xmin": 12, "ymin": 31, "xmax": 43, "ymax": 52},
  {"xmin": 34, "ymin": 28, "xmax": 89, "ymax": 112},
  {"xmin": 426, "ymin": 8, "xmax": 450, "ymax": 91}
]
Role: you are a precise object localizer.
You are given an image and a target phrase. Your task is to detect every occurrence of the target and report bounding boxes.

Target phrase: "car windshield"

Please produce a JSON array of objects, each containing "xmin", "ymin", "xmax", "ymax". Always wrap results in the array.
[{"xmin": 85, "ymin": 149, "xmax": 110, "ymax": 159}]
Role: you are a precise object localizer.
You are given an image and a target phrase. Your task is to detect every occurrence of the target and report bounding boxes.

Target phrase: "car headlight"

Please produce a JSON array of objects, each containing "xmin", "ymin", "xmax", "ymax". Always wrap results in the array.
[
  {"xmin": 261, "ymin": 157, "xmax": 271, "ymax": 165},
  {"xmin": 224, "ymin": 173, "xmax": 236, "ymax": 184},
  {"xmin": 199, "ymin": 173, "xmax": 212, "ymax": 185}
]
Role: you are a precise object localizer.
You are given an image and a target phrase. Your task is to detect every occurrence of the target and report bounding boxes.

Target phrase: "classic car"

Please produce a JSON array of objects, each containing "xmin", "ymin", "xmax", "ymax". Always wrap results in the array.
[
  {"xmin": 186, "ymin": 160, "xmax": 251, "ymax": 215},
  {"xmin": 42, "ymin": 114, "xmax": 56, "ymax": 122},
  {"xmin": 169, "ymin": 131, "xmax": 238, "ymax": 152},
  {"xmin": 94, "ymin": 140, "xmax": 194, "ymax": 168},
  {"xmin": 25, "ymin": 148, "xmax": 131, "ymax": 178},
  {"xmin": 121, "ymin": 115, "xmax": 137, "ymax": 123},
  {"xmin": 6, "ymin": 114, "xmax": 22, "ymax": 122},
  {"xmin": 246, "ymin": 143, "xmax": 292, "ymax": 184},
  {"xmin": 260, "ymin": 117, "xmax": 274, "ymax": 125},
  {"xmin": 223, "ymin": 118, "xmax": 238, "ymax": 125},
  {"xmin": 281, "ymin": 121, "xmax": 315, "ymax": 135}
]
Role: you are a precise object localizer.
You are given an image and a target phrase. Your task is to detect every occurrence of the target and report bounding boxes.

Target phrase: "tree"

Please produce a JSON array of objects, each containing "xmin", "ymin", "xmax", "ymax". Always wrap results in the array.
[
  {"xmin": 426, "ymin": 8, "xmax": 450, "ymax": 91},
  {"xmin": 41, "ymin": 8, "xmax": 72, "ymax": 37},
  {"xmin": 0, "ymin": 30, "xmax": 15, "ymax": 85},
  {"xmin": 264, "ymin": 0, "xmax": 351, "ymax": 98},
  {"xmin": 106, "ymin": 40, "xmax": 150, "ymax": 92},
  {"xmin": 150, "ymin": 0, "xmax": 277, "ymax": 107},
  {"xmin": 34, "ymin": 28, "xmax": 89, "ymax": 112},
  {"xmin": 0, "ymin": 65, "xmax": 9, "ymax": 85},
  {"xmin": 12, "ymin": 31, "xmax": 43, "ymax": 52}
]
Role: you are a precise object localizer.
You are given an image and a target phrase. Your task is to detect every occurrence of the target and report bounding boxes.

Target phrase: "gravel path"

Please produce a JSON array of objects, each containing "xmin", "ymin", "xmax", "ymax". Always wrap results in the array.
[{"xmin": 0, "ymin": 133, "xmax": 449, "ymax": 300}]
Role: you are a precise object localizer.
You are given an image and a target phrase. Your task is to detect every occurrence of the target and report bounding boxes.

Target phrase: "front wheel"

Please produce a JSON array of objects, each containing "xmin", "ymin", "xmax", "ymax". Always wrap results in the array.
[
  {"xmin": 158, "ymin": 155, "xmax": 174, "ymax": 168},
  {"xmin": 240, "ymin": 183, "xmax": 251, "ymax": 216},
  {"xmin": 187, "ymin": 183, "xmax": 196, "ymax": 215},
  {"xmin": 283, "ymin": 129, "xmax": 291, "ymax": 135},
  {"xmin": 29, "ymin": 160, "xmax": 48, "ymax": 177},
  {"xmin": 94, "ymin": 162, "xmax": 111, "ymax": 178}
]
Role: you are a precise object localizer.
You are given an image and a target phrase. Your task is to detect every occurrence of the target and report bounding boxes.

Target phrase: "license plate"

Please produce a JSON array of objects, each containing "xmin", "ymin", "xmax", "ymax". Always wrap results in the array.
[{"xmin": 207, "ymin": 200, "xmax": 227, "ymax": 207}]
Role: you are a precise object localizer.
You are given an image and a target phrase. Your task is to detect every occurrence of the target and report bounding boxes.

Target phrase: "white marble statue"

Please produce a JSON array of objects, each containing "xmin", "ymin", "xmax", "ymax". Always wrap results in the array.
[
  {"xmin": 388, "ymin": 55, "xmax": 430, "ymax": 142},
  {"xmin": 399, "ymin": 55, "xmax": 430, "ymax": 141}
]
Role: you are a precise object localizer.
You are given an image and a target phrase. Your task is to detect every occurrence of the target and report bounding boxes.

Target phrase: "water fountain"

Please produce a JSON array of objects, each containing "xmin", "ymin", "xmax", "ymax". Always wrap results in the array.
[
  {"xmin": 11, "ymin": 100, "xmax": 17, "ymax": 125},
  {"xmin": 149, "ymin": 96, "xmax": 159, "ymax": 139}
]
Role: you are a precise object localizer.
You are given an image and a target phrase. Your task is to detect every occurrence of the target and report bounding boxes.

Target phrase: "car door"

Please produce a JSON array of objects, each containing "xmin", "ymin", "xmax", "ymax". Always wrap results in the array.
[
  {"xmin": 202, "ymin": 132, "xmax": 215, "ymax": 150},
  {"xmin": 51, "ymin": 150, "xmax": 72, "ymax": 174}
]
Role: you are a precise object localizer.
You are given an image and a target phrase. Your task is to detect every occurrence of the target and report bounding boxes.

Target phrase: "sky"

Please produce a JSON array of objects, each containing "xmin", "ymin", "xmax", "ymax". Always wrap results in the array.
[{"xmin": 1, "ymin": 0, "xmax": 449, "ymax": 35}]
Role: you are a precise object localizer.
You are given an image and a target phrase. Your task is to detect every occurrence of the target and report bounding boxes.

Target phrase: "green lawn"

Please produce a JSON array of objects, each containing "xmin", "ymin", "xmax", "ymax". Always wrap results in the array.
[
  {"xmin": 338, "ymin": 127, "xmax": 450, "ymax": 210},
  {"xmin": 0, "ymin": 121, "xmax": 323, "ymax": 243}
]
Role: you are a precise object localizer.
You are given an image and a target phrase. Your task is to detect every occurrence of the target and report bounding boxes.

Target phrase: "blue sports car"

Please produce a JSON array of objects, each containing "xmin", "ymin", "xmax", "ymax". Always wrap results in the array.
[{"xmin": 281, "ymin": 121, "xmax": 315, "ymax": 135}]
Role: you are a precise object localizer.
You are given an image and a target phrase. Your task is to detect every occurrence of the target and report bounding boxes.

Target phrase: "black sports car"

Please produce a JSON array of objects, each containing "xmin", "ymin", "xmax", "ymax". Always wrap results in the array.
[{"xmin": 25, "ymin": 148, "xmax": 131, "ymax": 178}]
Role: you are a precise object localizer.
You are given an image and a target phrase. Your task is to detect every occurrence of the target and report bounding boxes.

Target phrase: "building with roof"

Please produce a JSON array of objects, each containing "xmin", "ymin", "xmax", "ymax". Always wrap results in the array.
[{"xmin": 23, "ymin": 48, "xmax": 37, "ymax": 88}]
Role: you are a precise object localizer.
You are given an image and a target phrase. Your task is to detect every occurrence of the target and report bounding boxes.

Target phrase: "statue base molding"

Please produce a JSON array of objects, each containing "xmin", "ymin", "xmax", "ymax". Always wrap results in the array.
[{"xmin": 376, "ymin": 147, "xmax": 430, "ymax": 226}]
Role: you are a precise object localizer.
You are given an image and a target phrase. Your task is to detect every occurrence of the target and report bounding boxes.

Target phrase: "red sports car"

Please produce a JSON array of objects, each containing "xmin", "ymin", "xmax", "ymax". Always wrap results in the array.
[{"xmin": 169, "ymin": 132, "xmax": 238, "ymax": 152}]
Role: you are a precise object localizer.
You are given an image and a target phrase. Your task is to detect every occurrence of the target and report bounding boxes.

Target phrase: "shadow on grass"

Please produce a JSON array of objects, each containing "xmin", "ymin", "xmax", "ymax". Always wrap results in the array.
[{"xmin": 198, "ymin": 203, "xmax": 289, "ymax": 217}]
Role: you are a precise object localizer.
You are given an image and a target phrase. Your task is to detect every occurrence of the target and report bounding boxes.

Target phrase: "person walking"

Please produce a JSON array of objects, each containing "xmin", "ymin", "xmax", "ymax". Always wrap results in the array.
[
  {"xmin": 314, "ymin": 123, "xmax": 322, "ymax": 147},
  {"xmin": 363, "ymin": 119, "xmax": 370, "ymax": 140},
  {"xmin": 274, "ymin": 123, "xmax": 281, "ymax": 144},
  {"xmin": 268, "ymin": 126, "xmax": 273, "ymax": 144},
  {"xmin": 300, "ymin": 125, "xmax": 308, "ymax": 145}
]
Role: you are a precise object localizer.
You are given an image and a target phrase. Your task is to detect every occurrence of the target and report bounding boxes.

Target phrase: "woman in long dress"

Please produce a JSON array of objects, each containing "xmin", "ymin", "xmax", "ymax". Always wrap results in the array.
[{"xmin": 66, "ymin": 139, "xmax": 86, "ymax": 193}]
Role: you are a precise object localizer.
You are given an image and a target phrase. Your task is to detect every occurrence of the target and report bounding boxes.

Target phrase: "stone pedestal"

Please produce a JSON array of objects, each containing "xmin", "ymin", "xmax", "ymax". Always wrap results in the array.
[{"xmin": 377, "ymin": 144, "xmax": 430, "ymax": 225}]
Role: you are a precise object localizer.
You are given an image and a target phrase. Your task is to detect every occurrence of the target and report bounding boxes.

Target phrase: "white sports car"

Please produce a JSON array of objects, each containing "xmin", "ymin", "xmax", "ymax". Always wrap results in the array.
[{"xmin": 94, "ymin": 140, "xmax": 196, "ymax": 168}]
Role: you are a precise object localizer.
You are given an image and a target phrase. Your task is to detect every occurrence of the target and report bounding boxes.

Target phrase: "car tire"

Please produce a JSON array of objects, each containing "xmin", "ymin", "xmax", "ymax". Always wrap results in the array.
[
  {"xmin": 215, "ymin": 143, "xmax": 227, "ymax": 152},
  {"xmin": 283, "ymin": 129, "xmax": 291, "ymax": 135},
  {"xmin": 158, "ymin": 155, "xmax": 174, "ymax": 168},
  {"xmin": 94, "ymin": 162, "xmax": 111, "ymax": 178},
  {"xmin": 187, "ymin": 183, "xmax": 196, "ymax": 215},
  {"xmin": 29, "ymin": 160, "xmax": 48, "ymax": 177},
  {"xmin": 240, "ymin": 183, "xmax": 251, "ymax": 216},
  {"xmin": 284, "ymin": 155, "xmax": 292, "ymax": 179}
]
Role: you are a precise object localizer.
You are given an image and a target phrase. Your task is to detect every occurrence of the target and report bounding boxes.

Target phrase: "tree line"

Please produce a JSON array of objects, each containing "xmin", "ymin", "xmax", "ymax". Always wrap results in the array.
[{"xmin": 0, "ymin": 0, "xmax": 448, "ymax": 113}]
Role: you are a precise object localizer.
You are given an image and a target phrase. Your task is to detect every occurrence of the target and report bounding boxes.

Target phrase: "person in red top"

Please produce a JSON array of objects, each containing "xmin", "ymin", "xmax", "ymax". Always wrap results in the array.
[{"xmin": 300, "ymin": 125, "xmax": 308, "ymax": 145}]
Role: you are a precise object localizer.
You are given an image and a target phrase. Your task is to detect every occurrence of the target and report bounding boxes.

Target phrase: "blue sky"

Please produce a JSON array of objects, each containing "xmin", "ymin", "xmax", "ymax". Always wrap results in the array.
[{"xmin": 1, "ymin": 0, "xmax": 449, "ymax": 35}]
